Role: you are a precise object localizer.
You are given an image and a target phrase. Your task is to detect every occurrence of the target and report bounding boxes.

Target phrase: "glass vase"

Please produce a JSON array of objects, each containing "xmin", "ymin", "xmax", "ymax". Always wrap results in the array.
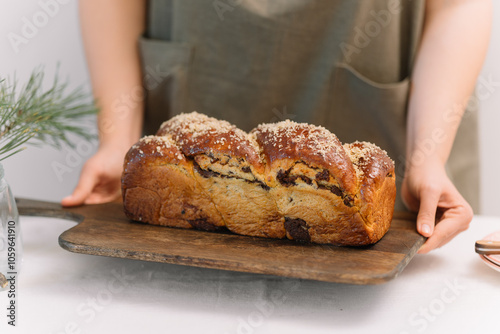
[{"xmin": 0, "ymin": 163, "xmax": 22, "ymax": 291}]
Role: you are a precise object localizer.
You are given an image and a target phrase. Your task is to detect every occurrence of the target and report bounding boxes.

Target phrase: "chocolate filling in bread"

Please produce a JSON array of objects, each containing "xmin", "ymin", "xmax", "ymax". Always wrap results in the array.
[
  {"xmin": 316, "ymin": 183, "xmax": 354, "ymax": 207},
  {"xmin": 241, "ymin": 166, "xmax": 251, "ymax": 173},
  {"xmin": 277, "ymin": 165, "xmax": 354, "ymax": 207},
  {"xmin": 188, "ymin": 217, "xmax": 227, "ymax": 232},
  {"xmin": 193, "ymin": 160, "xmax": 270, "ymax": 190},
  {"xmin": 315, "ymin": 169, "xmax": 330, "ymax": 181},
  {"xmin": 316, "ymin": 183, "xmax": 343, "ymax": 197},
  {"xmin": 181, "ymin": 203, "xmax": 227, "ymax": 231},
  {"xmin": 284, "ymin": 217, "xmax": 311, "ymax": 242},
  {"xmin": 277, "ymin": 169, "xmax": 313, "ymax": 186}
]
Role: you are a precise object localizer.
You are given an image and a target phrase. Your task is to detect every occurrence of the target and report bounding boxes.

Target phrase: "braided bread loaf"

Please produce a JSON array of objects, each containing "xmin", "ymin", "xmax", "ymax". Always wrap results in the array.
[{"xmin": 121, "ymin": 112, "xmax": 396, "ymax": 246}]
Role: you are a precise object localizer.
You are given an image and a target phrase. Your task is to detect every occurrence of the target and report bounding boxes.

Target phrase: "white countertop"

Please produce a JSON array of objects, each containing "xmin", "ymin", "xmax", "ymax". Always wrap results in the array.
[{"xmin": 1, "ymin": 215, "xmax": 499, "ymax": 334}]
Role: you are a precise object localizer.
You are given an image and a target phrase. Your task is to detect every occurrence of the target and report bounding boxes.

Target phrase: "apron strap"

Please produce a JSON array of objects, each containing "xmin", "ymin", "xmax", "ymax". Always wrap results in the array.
[
  {"xmin": 146, "ymin": 0, "xmax": 173, "ymax": 40},
  {"xmin": 407, "ymin": 1, "xmax": 425, "ymax": 75}
]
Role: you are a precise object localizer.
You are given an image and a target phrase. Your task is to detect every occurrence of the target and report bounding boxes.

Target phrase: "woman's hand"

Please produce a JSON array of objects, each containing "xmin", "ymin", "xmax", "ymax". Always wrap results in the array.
[
  {"xmin": 401, "ymin": 161, "xmax": 473, "ymax": 254},
  {"xmin": 64, "ymin": 0, "xmax": 146, "ymax": 207},
  {"xmin": 402, "ymin": 0, "xmax": 490, "ymax": 253},
  {"xmin": 61, "ymin": 145, "xmax": 128, "ymax": 206}
]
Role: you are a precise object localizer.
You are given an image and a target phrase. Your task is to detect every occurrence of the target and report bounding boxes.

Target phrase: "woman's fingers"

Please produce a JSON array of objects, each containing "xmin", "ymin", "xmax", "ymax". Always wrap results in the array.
[
  {"xmin": 84, "ymin": 177, "xmax": 122, "ymax": 204},
  {"xmin": 418, "ymin": 203, "xmax": 472, "ymax": 254},
  {"xmin": 61, "ymin": 165, "xmax": 97, "ymax": 207},
  {"xmin": 62, "ymin": 146, "xmax": 128, "ymax": 207},
  {"xmin": 402, "ymin": 164, "xmax": 474, "ymax": 254},
  {"xmin": 416, "ymin": 185, "xmax": 441, "ymax": 238},
  {"xmin": 417, "ymin": 185, "xmax": 473, "ymax": 254}
]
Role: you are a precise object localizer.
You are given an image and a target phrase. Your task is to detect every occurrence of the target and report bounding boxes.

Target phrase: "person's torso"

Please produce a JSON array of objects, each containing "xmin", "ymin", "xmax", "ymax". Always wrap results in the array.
[{"xmin": 140, "ymin": 0, "xmax": 479, "ymax": 212}]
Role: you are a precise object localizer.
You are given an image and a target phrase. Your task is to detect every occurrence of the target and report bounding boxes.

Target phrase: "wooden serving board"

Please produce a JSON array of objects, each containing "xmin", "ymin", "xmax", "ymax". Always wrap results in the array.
[{"xmin": 17, "ymin": 198, "xmax": 425, "ymax": 285}]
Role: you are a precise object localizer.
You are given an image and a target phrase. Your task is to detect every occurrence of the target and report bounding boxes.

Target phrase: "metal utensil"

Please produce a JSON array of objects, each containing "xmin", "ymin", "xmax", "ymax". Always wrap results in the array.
[
  {"xmin": 476, "ymin": 240, "xmax": 500, "ymax": 269},
  {"xmin": 475, "ymin": 240, "xmax": 500, "ymax": 255}
]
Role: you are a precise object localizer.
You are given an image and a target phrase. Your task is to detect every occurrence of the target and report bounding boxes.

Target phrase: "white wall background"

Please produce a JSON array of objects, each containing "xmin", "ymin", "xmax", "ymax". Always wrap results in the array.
[
  {"xmin": 478, "ymin": 1, "xmax": 500, "ymax": 217},
  {"xmin": 0, "ymin": 0, "xmax": 499, "ymax": 215},
  {"xmin": 0, "ymin": 0, "xmax": 97, "ymax": 203}
]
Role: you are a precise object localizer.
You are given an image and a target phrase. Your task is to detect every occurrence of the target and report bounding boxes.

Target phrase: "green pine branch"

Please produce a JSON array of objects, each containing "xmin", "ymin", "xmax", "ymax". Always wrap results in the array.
[{"xmin": 0, "ymin": 68, "xmax": 98, "ymax": 161}]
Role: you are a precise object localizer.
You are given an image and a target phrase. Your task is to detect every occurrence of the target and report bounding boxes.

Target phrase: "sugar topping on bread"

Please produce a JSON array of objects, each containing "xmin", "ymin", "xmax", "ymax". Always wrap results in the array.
[
  {"xmin": 158, "ymin": 112, "xmax": 250, "ymax": 147},
  {"xmin": 157, "ymin": 112, "xmax": 263, "ymax": 167},
  {"xmin": 344, "ymin": 141, "xmax": 395, "ymax": 182},
  {"xmin": 251, "ymin": 120, "xmax": 344, "ymax": 163},
  {"xmin": 344, "ymin": 141, "xmax": 393, "ymax": 167},
  {"xmin": 132, "ymin": 134, "xmax": 184, "ymax": 160},
  {"xmin": 160, "ymin": 112, "xmax": 232, "ymax": 135}
]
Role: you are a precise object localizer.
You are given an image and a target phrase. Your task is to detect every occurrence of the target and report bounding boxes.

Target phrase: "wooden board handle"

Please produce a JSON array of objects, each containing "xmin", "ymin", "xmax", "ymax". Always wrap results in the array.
[
  {"xmin": 16, "ymin": 198, "xmax": 82, "ymax": 222},
  {"xmin": 16, "ymin": 197, "xmax": 125, "ymax": 224}
]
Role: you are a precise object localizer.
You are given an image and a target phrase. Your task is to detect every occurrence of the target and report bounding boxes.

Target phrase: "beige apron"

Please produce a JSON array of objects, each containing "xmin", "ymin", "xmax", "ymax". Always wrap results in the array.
[{"xmin": 140, "ymin": 0, "xmax": 480, "ymax": 212}]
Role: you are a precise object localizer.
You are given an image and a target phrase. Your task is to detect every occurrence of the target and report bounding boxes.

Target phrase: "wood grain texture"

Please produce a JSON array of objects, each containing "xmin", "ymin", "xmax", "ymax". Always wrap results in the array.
[{"xmin": 17, "ymin": 198, "xmax": 425, "ymax": 285}]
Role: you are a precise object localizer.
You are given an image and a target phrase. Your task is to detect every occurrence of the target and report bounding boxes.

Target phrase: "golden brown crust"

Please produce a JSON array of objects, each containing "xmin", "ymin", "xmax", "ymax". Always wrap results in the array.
[
  {"xmin": 122, "ymin": 135, "xmax": 226, "ymax": 231},
  {"xmin": 121, "ymin": 112, "xmax": 396, "ymax": 246},
  {"xmin": 343, "ymin": 141, "xmax": 396, "ymax": 243},
  {"xmin": 140, "ymin": 113, "xmax": 284, "ymax": 237},
  {"xmin": 157, "ymin": 112, "xmax": 265, "ymax": 174},
  {"xmin": 250, "ymin": 121, "xmax": 358, "ymax": 195}
]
